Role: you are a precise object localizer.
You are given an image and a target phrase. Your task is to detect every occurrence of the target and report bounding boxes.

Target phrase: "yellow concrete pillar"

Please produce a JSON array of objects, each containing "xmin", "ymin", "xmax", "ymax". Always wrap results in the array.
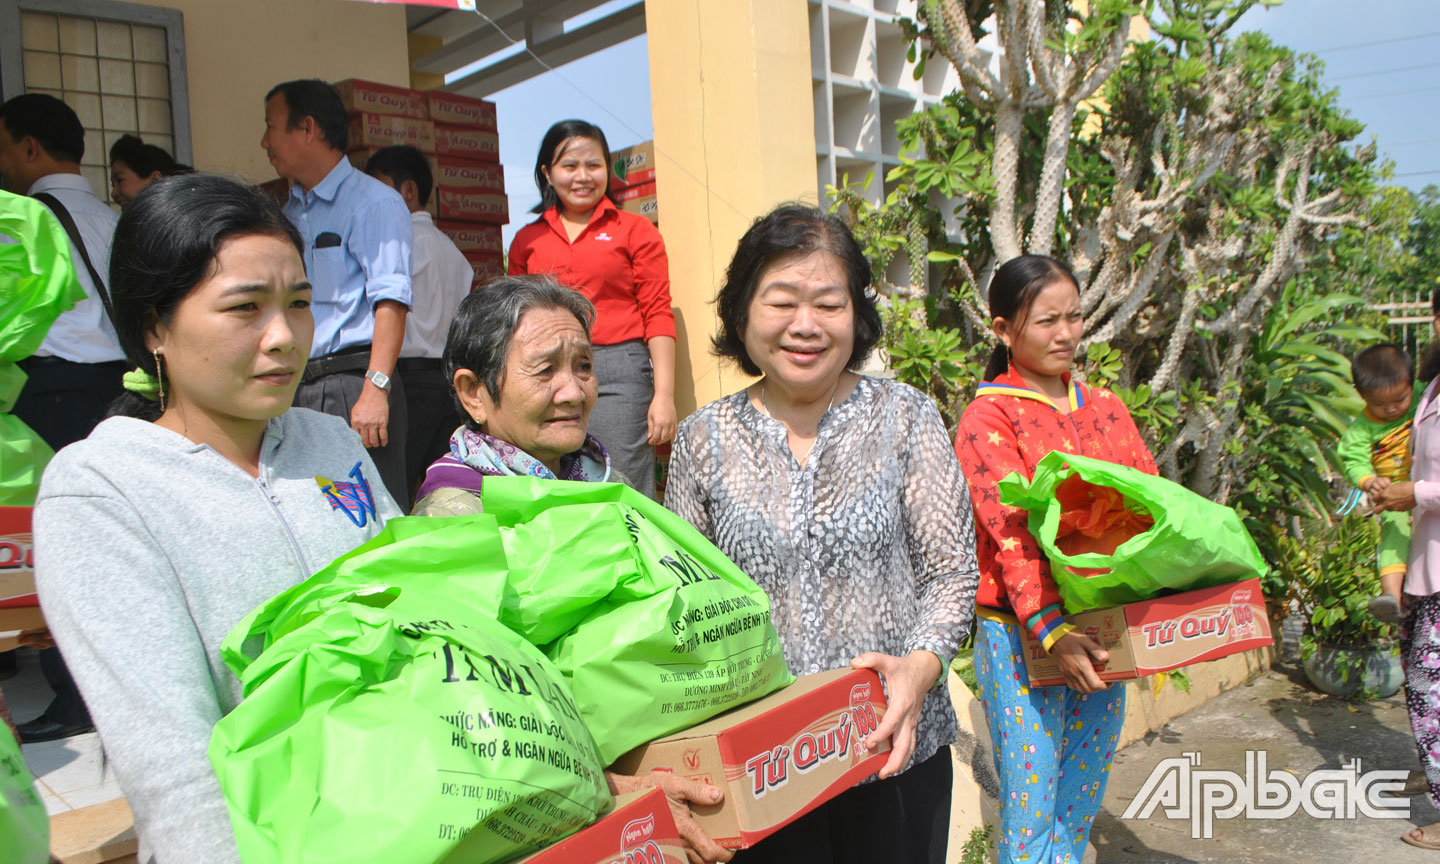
[
  {"xmin": 408, "ymin": 34, "xmax": 446, "ymax": 92},
  {"xmin": 645, "ymin": 0, "xmax": 818, "ymax": 414}
]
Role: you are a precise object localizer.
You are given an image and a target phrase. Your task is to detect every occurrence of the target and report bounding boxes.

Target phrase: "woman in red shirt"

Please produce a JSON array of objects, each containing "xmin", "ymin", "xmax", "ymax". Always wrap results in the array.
[
  {"xmin": 507, "ymin": 120, "xmax": 676, "ymax": 500},
  {"xmin": 955, "ymin": 255, "xmax": 1157, "ymax": 864}
]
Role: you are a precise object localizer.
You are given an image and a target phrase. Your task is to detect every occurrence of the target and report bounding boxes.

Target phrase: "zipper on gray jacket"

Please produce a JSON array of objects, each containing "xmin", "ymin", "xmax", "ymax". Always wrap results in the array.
[{"xmin": 255, "ymin": 476, "xmax": 313, "ymax": 575}]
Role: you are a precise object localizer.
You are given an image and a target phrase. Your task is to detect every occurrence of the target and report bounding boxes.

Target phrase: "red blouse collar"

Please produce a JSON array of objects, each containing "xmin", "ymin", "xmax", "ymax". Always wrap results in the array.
[{"xmin": 542, "ymin": 195, "xmax": 618, "ymax": 242}]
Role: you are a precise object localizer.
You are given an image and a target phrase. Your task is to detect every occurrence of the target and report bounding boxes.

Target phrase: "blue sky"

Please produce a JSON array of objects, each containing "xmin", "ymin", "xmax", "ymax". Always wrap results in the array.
[
  {"xmin": 483, "ymin": 1, "xmax": 1440, "ymax": 247},
  {"xmin": 1236, "ymin": 0, "xmax": 1440, "ymax": 189},
  {"xmin": 486, "ymin": 34, "xmax": 652, "ymax": 249}
]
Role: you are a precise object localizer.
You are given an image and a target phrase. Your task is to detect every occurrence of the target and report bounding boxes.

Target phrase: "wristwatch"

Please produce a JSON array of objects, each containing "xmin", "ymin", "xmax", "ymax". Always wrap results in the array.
[{"xmin": 364, "ymin": 369, "xmax": 392, "ymax": 393}]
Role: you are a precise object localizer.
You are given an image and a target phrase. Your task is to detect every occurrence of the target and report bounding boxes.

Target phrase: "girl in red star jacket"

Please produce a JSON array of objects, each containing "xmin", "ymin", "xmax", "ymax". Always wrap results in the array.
[{"xmin": 955, "ymin": 255, "xmax": 1157, "ymax": 864}]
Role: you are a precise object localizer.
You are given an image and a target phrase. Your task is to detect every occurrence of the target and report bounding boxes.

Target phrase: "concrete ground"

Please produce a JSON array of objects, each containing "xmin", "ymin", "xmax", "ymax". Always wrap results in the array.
[
  {"xmin": 1, "ymin": 647, "xmax": 123, "ymax": 815},
  {"xmin": 1093, "ymin": 663, "xmax": 1440, "ymax": 863}
]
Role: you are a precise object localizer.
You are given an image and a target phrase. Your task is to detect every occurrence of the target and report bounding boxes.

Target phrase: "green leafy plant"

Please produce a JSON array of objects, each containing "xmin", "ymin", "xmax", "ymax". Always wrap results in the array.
[
  {"xmin": 959, "ymin": 823, "xmax": 994, "ymax": 864},
  {"xmin": 878, "ymin": 294, "xmax": 991, "ymax": 431},
  {"xmin": 1224, "ymin": 286, "xmax": 1380, "ymax": 581},
  {"xmin": 1275, "ymin": 515, "xmax": 1398, "ymax": 700},
  {"xmin": 951, "ymin": 643, "xmax": 978, "ymax": 694}
]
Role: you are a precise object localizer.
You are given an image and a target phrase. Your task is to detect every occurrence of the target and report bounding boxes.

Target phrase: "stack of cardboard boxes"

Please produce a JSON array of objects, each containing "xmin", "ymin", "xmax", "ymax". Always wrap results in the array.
[
  {"xmin": 333, "ymin": 79, "xmax": 507, "ymax": 290},
  {"xmin": 609, "ymin": 140, "xmax": 658, "ymax": 225}
]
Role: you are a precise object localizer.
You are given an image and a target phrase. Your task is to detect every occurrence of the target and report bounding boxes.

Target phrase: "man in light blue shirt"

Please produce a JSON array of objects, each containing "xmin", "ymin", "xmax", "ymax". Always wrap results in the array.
[{"xmin": 262, "ymin": 79, "xmax": 413, "ymax": 504}]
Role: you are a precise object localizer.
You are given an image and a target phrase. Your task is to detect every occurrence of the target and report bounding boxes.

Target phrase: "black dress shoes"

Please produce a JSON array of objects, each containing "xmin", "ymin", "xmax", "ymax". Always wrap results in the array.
[{"xmin": 16, "ymin": 713, "xmax": 94, "ymax": 743}]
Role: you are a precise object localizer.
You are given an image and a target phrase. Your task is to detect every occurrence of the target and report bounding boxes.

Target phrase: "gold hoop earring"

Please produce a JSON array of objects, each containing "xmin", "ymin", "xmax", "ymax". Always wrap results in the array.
[{"xmin": 153, "ymin": 348, "xmax": 167, "ymax": 413}]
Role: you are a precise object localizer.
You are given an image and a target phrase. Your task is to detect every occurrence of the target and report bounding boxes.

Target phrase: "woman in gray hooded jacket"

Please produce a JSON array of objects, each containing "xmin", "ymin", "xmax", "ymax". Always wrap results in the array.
[{"xmin": 33, "ymin": 174, "xmax": 402, "ymax": 864}]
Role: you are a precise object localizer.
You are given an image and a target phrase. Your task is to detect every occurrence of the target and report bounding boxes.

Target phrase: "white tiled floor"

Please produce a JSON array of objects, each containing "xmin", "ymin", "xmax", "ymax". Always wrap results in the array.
[{"xmin": 2, "ymin": 647, "xmax": 124, "ymax": 814}]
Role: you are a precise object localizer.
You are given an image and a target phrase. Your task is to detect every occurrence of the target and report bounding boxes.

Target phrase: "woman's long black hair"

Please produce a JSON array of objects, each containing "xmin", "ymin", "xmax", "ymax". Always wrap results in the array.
[
  {"xmin": 982, "ymin": 255, "xmax": 1082, "ymax": 381},
  {"xmin": 105, "ymin": 174, "xmax": 302, "ymax": 421},
  {"xmin": 530, "ymin": 119, "xmax": 612, "ymax": 214}
]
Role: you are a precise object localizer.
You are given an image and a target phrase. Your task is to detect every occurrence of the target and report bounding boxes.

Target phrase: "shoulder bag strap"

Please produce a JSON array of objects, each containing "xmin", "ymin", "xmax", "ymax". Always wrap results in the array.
[{"xmin": 32, "ymin": 191, "xmax": 117, "ymax": 329}]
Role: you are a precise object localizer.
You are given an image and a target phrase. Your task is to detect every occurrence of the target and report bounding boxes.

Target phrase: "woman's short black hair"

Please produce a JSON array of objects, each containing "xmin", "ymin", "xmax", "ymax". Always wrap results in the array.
[
  {"xmin": 531, "ymin": 119, "xmax": 611, "ymax": 214},
  {"xmin": 109, "ymin": 134, "xmax": 190, "ymax": 179},
  {"xmin": 106, "ymin": 174, "xmax": 303, "ymax": 421},
  {"xmin": 363, "ymin": 145, "xmax": 435, "ymax": 207},
  {"xmin": 711, "ymin": 203, "xmax": 882, "ymax": 378},
  {"xmin": 265, "ymin": 79, "xmax": 349, "ymax": 153},
  {"xmin": 983, "ymin": 254, "xmax": 1081, "ymax": 381},
  {"xmin": 442, "ymin": 275, "xmax": 596, "ymax": 430}
]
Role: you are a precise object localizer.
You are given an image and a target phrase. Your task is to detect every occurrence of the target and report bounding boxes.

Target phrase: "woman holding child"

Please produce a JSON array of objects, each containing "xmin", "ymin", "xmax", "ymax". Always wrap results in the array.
[
  {"xmin": 1371, "ymin": 290, "xmax": 1440, "ymax": 850},
  {"xmin": 956, "ymin": 254, "xmax": 1158, "ymax": 864}
]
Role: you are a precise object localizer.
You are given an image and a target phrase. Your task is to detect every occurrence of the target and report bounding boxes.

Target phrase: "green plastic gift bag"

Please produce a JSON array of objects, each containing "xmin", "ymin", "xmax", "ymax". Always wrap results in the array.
[
  {"xmin": 0, "ymin": 192, "xmax": 86, "ymax": 506},
  {"xmin": 0, "ymin": 722, "xmax": 49, "ymax": 864},
  {"xmin": 997, "ymin": 450, "xmax": 1268, "ymax": 612},
  {"xmin": 211, "ymin": 585, "xmax": 611, "ymax": 864},
  {"xmin": 478, "ymin": 478, "xmax": 795, "ymax": 764},
  {"xmin": 222, "ymin": 479, "xmax": 794, "ymax": 767}
]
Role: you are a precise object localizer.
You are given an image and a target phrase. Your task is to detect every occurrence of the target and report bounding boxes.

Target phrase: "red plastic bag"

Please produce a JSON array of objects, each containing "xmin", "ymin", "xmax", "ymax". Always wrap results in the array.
[{"xmin": 1053, "ymin": 474, "xmax": 1153, "ymax": 571}]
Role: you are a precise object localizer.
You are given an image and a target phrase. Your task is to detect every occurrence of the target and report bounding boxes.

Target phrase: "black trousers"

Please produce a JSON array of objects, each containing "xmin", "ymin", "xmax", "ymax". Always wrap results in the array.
[
  {"xmin": 293, "ymin": 369, "xmax": 408, "ymax": 509},
  {"xmin": 397, "ymin": 357, "xmax": 460, "ymax": 505},
  {"xmin": 735, "ymin": 748, "xmax": 953, "ymax": 864},
  {"xmin": 11, "ymin": 357, "xmax": 127, "ymax": 726}
]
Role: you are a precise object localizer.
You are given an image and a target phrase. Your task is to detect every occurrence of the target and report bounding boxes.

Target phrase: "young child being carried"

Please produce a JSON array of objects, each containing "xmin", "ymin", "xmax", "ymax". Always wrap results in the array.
[{"xmin": 1338, "ymin": 343, "xmax": 1421, "ymax": 622}]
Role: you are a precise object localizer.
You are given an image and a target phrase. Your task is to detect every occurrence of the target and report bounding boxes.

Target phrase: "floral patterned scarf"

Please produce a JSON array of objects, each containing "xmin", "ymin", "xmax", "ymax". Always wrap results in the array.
[{"xmin": 414, "ymin": 426, "xmax": 611, "ymax": 502}]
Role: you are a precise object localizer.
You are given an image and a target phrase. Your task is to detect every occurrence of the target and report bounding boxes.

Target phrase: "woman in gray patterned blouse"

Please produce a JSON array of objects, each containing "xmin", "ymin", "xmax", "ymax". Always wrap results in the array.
[{"xmin": 665, "ymin": 204, "xmax": 980, "ymax": 864}]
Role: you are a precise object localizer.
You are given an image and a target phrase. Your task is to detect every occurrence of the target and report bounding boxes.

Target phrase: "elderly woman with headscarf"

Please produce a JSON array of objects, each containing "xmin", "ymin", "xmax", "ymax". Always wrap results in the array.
[
  {"xmin": 411, "ymin": 273, "xmax": 734, "ymax": 864},
  {"xmin": 412, "ymin": 275, "xmax": 621, "ymax": 516}
]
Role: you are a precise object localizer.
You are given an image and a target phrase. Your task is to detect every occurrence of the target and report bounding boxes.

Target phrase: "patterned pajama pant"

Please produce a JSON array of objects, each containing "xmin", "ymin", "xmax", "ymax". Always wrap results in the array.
[
  {"xmin": 975, "ymin": 616, "xmax": 1126, "ymax": 864},
  {"xmin": 1401, "ymin": 592, "xmax": 1440, "ymax": 807}
]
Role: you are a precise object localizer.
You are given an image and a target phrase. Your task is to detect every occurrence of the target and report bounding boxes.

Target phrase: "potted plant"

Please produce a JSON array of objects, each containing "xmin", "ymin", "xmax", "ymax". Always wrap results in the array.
[{"xmin": 1276, "ymin": 516, "xmax": 1402, "ymax": 700}]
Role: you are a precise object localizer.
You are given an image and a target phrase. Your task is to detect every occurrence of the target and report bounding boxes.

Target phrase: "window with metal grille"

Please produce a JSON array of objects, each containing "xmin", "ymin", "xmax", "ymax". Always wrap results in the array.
[{"xmin": 0, "ymin": 0, "xmax": 190, "ymax": 207}]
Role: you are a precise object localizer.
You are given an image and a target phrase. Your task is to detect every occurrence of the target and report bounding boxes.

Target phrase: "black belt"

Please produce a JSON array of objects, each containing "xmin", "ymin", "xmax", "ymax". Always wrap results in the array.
[
  {"xmin": 303, "ymin": 347, "xmax": 371, "ymax": 383},
  {"xmin": 396, "ymin": 357, "xmax": 443, "ymax": 372}
]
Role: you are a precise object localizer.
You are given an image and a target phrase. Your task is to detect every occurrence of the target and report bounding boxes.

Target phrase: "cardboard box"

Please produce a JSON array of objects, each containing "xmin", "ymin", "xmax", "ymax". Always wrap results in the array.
[
  {"xmin": 348, "ymin": 113, "xmax": 436, "ymax": 153},
  {"xmin": 612, "ymin": 668, "xmax": 890, "ymax": 850},
  {"xmin": 516, "ymin": 788, "xmax": 685, "ymax": 864},
  {"xmin": 619, "ymin": 194, "xmax": 658, "ymax": 225},
  {"xmin": 346, "ymin": 147, "xmax": 440, "ymax": 181},
  {"xmin": 437, "ymin": 221, "xmax": 504, "ymax": 255},
  {"xmin": 436, "ymin": 156, "xmax": 505, "ymax": 193},
  {"xmin": 438, "ymin": 188, "xmax": 509, "ymax": 224},
  {"xmin": 610, "ymin": 141, "xmax": 655, "ymax": 190},
  {"xmin": 333, "ymin": 78, "xmax": 428, "ymax": 121},
  {"xmin": 464, "ymin": 251, "xmax": 505, "ymax": 290},
  {"xmin": 434, "ymin": 124, "xmax": 500, "ymax": 163},
  {"xmin": 49, "ymin": 796, "xmax": 139, "ymax": 864},
  {"xmin": 613, "ymin": 181, "xmax": 656, "ymax": 204},
  {"xmin": 256, "ymin": 177, "xmax": 290, "ymax": 208},
  {"xmin": 1019, "ymin": 578, "xmax": 1273, "ymax": 688},
  {"xmin": 426, "ymin": 91, "xmax": 498, "ymax": 132},
  {"xmin": 0, "ymin": 507, "xmax": 43, "ymax": 651}
]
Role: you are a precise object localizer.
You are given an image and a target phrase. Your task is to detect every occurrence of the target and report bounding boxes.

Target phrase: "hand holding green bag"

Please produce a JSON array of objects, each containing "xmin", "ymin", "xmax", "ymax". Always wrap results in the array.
[
  {"xmin": 210, "ymin": 585, "xmax": 611, "ymax": 864},
  {"xmin": 997, "ymin": 450, "xmax": 1268, "ymax": 612}
]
